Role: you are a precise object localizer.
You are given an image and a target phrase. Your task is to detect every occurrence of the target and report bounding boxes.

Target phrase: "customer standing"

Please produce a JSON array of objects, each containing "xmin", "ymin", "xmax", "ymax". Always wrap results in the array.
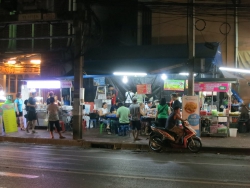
[
  {"xmin": 26, "ymin": 92, "xmax": 37, "ymax": 133},
  {"xmin": 156, "ymin": 98, "xmax": 170, "ymax": 128},
  {"xmin": 171, "ymin": 93, "xmax": 182, "ymax": 110},
  {"xmin": 129, "ymin": 97, "xmax": 141, "ymax": 141},
  {"xmin": 47, "ymin": 97, "xmax": 65, "ymax": 139},
  {"xmin": 107, "ymin": 85, "xmax": 117, "ymax": 105},
  {"xmin": 14, "ymin": 92, "xmax": 25, "ymax": 131},
  {"xmin": 116, "ymin": 102, "xmax": 130, "ymax": 134}
]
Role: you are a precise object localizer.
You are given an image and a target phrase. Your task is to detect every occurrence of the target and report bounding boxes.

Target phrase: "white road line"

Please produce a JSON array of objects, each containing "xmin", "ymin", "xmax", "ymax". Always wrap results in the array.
[
  {"xmin": 0, "ymin": 155, "xmax": 85, "ymax": 165},
  {"xmin": 0, "ymin": 171, "xmax": 38, "ymax": 179},
  {"xmin": 0, "ymin": 149, "xmax": 249, "ymax": 168},
  {"xmin": 0, "ymin": 164, "xmax": 249, "ymax": 187}
]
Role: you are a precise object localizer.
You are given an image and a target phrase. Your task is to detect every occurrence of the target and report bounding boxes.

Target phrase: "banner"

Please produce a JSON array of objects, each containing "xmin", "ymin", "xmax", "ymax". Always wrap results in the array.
[
  {"xmin": 93, "ymin": 77, "xmax": 105, "ymax": 86},
  {"xmin": 194, "ymin": 82, "xmax": 229, "ymax": 92},
  {"xmin": 61, "ymin": 81, "xmax": 72, "ymax": 88},
  {"xmin": 164, "ymin": 80, "xmax": 185, "ymax": 91},
  {"xmin": 137, "ymin": 84, "xmax": 152, "ymax": 94},
  {"xmin": 182, "ymin": 96, "xmax": 200, "ymax": 135}
]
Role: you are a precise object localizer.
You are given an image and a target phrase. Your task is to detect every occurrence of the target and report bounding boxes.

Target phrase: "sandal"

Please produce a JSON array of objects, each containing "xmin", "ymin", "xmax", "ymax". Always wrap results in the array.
[
  {"xmin": 20, "ymin": 128, "xmax": 25, "ymax": 131},
  {"xmin": 59, "ymin": 136, "xmax": 65, "ymax": 139}
]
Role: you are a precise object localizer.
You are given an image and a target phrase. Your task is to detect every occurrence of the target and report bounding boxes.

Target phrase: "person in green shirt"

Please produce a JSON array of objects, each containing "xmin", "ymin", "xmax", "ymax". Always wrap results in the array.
[
  {"xmin": 156, "ymin": 98, "xmax": 170, "ymax": 128},
  {"xmin": 116, "ymin": 102, "xmax": 130, "ymax": 124}
]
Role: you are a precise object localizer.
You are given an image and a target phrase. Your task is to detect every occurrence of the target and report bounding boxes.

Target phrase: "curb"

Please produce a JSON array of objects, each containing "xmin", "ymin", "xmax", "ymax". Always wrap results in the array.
[{"xmin": 0, "ymin": 136, "xmax": 250, "ymax": 154}]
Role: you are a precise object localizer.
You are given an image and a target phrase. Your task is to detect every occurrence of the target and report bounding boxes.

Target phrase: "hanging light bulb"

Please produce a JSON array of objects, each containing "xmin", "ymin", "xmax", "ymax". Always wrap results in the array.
[
  {"xmin": 122, "ymin": 76, "xmax": 128, "ymax": 84},
  {"xmin": 161, "ymin": 74, "xmax": 167, "ymax": 80}
]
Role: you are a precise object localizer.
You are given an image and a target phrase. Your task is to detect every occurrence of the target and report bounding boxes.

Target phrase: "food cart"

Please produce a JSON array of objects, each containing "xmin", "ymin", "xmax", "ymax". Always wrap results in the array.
[
  {"xmin": 196, "ymin": 80, "xmax": 237, "ymax": 137},
  {"xmin": 22, "ymin": 80, "xmax": 73, "ymax": 128}
]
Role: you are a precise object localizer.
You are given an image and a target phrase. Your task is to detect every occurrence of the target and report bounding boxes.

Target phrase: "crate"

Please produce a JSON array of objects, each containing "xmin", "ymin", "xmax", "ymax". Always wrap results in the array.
[{"xmin": 217, "ymin": 127, "xmax": 228, "ymax": 134}]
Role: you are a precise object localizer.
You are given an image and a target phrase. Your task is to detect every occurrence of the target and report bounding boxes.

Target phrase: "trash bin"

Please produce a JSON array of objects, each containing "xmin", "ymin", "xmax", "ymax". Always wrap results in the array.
[
  {"xmin": 229, "ymin": 128, "xmax": 237, "ymax": 137},
  {"xmin": 238, "ymin": 119, "xmax": 248, "ymax": 133}
]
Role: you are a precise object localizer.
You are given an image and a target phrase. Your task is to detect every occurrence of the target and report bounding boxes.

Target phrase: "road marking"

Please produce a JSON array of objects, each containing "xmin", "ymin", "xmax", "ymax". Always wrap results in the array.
[
  {"xmin": 0, "ymin": 164, "xmax": 249, "ymax": 187},
  {"xmin": 0, "ymin": 171, "xmax": 38, "ymax": 179},
  {"xmin": 0, "ymin": 149, "xmax": 250, "ymax": 168}
]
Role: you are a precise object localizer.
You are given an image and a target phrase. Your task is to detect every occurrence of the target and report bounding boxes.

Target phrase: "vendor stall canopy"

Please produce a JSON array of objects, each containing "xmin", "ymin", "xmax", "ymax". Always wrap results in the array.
[{"xmin": 82, "ymin": 42, "xmax": 222, "ymax": 75}]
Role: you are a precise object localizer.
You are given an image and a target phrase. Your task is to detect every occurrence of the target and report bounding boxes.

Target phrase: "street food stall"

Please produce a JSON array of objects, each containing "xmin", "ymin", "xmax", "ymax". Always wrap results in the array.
[
  {"xmin": 22, "ymin": 80, "xmax": 73, "ymax": 128},
  {"xmin": 197, "ymin": 81, "xmax": 238, "ymax": 137}
]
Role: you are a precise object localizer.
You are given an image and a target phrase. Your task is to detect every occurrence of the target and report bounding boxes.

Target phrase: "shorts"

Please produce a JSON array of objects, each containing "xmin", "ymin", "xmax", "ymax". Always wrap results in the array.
[
  {"xmin": 49, "ymin": 120, "xmax": 61, "ymax": 132},
  {"xmin": 27, "ymin": 111, "xmax": 37, "ymax": 121},
  {"xmin": 170, "ymin": 126, "xmax": 184, "ymax": 136},
  {"xmin": 16, "ymin": 111, "xmax": 23, "ymax": 117},
  {"xmin": 130, "ymin": 120, "xmax": 141, "ymax": 130}
]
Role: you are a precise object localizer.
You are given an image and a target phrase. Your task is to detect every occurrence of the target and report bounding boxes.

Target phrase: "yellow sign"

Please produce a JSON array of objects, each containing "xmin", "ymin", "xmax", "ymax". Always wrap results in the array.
[{"xmin": 0, "ymin": 65, "xmax": 40, "ymax": 75}]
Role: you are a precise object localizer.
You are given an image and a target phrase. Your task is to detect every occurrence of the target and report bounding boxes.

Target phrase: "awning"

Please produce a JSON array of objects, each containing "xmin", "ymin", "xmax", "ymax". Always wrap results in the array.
[{"xmin": 80, "ymin": 42, "xmax": 222, "ymax": 75}]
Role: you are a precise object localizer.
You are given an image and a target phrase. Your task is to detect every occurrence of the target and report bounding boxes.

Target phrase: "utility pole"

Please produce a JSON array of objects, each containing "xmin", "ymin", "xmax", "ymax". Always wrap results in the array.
[
  {"xmin": 187, "ymin": 0, "xmax": 195, "ymax": 96},
  {"xmin": 72, "ymin": 0, "xmax": 84, "ymax": 140}
]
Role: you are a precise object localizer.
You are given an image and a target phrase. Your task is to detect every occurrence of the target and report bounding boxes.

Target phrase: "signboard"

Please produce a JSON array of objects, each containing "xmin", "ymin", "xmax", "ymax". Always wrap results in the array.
[
  {"xmin": 18, "ymin": 13, "xmax": 42, "ymax": 21},
  {"xmin": 93, "ymin": 77, "xmax": 105, "ymax": 86},
  {"xmin": 137, "ymin": 84, "xmax": 151, "ymax": 94},
  {"xmin": 164, "ymin": 80, "xmax": 185, "ymax": 91},
  {"xmin": 61, "ymin": 81, "xmax": 72, "ymax": 88},
  {"xmin": 182, "ymin": 96, "xmax": 200, "ymax": 135},
  {"xmin": 194, "ymin": 82, "xmax": 229, "ymax": 92},
  {"xmin": 0, "ymin": 65, "xmax": 40, "ymax": 75}
]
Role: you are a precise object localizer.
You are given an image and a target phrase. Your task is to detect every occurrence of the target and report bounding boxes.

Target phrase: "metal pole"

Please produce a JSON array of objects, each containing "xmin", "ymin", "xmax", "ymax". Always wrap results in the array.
[
  {"xmin": 72, "ymin": 0, "xmax": 84, "ymax": 140},
  {"xmin": 234, "ymin": 1, "xmax": 238, "ymax": 68},
  {"xmin": 187, "ymin": 0, "xmax": 195, "ymax": 96}
]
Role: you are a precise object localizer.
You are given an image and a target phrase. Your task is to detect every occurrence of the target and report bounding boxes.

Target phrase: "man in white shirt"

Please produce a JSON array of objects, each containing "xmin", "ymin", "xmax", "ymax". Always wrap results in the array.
[
  {"xmin": 82, "ymin": 105, "xmax": 91, "ymax": 128},
  {"xmin": 125, "ymin": 89, "xmax": 134, "ymax": 107}
]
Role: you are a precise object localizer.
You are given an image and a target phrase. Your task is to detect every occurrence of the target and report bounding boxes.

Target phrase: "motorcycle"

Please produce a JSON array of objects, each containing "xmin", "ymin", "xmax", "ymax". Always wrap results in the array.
[{"xmin": 148, "ymin": 121, "xmax": 202, "ymax": 153}]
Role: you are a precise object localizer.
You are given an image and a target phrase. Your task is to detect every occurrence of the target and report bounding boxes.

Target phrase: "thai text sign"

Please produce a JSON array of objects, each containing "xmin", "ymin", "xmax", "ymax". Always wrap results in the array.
[
  {"xmin": 164, "ymin": 80, "xmax": 185, "ymax": 91},
  {"xmin": 194, "ymin": 82, "xmax": 229, "ymax": 92},
  {"xmin": 137, "ymin": 84, "xmax": 151, "ymax": 94}
]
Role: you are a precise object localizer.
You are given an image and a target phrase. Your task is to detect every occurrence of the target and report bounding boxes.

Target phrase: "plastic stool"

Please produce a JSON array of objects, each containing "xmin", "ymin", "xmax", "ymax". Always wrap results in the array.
[
  {"xmin": 89, "ymin": 119, "xmax": 97, "ymax": 129},
  {"xmin": 100, "ymin": 123, "xmax": 105, "ymax": 134}
]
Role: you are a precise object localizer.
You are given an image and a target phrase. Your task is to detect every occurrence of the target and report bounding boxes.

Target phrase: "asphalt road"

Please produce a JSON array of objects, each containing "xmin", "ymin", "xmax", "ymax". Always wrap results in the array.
[{"xmin": 0, "ymin": 142, "xmax": 249, "ymax": 188}]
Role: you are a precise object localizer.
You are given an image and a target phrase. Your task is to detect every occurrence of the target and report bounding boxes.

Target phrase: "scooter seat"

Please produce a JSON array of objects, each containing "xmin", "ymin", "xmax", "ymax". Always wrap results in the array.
[{"xmin": 155, "ymin": 127, "xmax": 177, "ymax": 137}]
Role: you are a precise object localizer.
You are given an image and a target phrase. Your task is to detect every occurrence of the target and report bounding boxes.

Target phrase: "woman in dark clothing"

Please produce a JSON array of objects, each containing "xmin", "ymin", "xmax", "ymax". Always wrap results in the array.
[{"xmin": 156, "ymin": 98, "xmax": 170, "ymax": 128}]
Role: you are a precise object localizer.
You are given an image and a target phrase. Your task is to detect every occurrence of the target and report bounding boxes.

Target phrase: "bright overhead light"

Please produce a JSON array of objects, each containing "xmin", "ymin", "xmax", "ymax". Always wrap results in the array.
[
  {"xmin": 113, "ymin": 72, "xmax": 147, "ymax": 76},
  {"xmin": 179, "ymin": 72, "xmax": 197, "ymax": 76},
  {"xmin": 219, "ymin": 67, "xmax": 250, "ymax": 73},
  {"xmin": 122, "ymin": 76, "xmax": 128, "ymax": 84},
  {"xmin": 7, "ymin": 60, "xmax": 16, "ymax": 64},
  {"xmin": 27, "ymin": 81, "xmax": 61, "ymax": 89},
  {"xmin": 161, "ymin": 74, "xmax": 167, "ymax": 80},
  {"xmin": 30, "ymin": 59, "xmax": 41, "ymax": 64}
]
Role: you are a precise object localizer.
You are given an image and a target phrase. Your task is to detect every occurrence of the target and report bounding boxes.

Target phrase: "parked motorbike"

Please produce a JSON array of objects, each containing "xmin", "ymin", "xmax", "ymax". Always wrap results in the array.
[{"xmin": 148, "ymin": 121, "xmax": 202, "ymax": 153}]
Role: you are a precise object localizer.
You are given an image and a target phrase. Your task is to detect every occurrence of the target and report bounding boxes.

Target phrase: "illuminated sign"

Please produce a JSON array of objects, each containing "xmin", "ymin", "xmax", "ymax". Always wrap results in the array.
[{"xmin": 0, "ymin": 65, "xmax": 40, "ymax": 75}]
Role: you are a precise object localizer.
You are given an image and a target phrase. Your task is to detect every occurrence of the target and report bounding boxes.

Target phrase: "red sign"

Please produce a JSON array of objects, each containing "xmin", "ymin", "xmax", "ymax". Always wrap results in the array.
[
  {"xmin": 137, "ymin": 84, "xmax": 152, "ymax": 94},
  {"xmin": 194, "ymin": 83, "xmax": 229, "ymax": 92}
]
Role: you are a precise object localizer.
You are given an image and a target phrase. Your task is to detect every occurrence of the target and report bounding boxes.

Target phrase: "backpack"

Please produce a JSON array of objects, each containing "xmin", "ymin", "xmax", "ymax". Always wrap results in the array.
[{"xmin": 24, "ymin": 99, "xmax": 29, "ymax": 111}]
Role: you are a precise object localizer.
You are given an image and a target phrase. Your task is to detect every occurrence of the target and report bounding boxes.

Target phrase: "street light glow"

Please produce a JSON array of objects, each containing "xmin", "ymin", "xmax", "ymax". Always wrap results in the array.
[
  {"xmin": 161, "ymin": 74, "xmax": 167, "ymax": 80},
  {"xmin": 122, "ymin": 76, "xmax": 128, "ymax": 84},
  {"xmin": 113, "ymin": 72, "xmax": 147, "ymax": 76},
  {"xmin": 179, "ymin": 72, "xmax": 197, "ymax": 76},
  {"xmin": 219, "ymin": 67, "xmax": 250, "ymax": 73}
]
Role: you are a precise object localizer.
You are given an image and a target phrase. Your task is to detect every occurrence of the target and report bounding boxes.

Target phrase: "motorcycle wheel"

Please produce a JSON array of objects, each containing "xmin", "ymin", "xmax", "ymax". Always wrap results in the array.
[
  {"xmin": 149, "ymin": 136, "xmax": 163, "ymax": 152},
  {"xmin": 187, "ymin": 137, "xmax": 202, "ymax": 153}
]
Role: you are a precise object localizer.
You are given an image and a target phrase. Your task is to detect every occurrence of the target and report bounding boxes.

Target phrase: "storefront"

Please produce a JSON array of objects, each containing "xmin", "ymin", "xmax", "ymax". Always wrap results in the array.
[{"xmin": 21, "ymin": 80, "xmax": 73, "ymax": 127}]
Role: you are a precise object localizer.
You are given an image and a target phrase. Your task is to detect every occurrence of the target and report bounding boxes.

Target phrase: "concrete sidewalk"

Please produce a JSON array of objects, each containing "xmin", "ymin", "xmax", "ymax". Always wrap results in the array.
[{"xmin": 0, "ymin": 128, "xmax": 250, "ymax": 153}]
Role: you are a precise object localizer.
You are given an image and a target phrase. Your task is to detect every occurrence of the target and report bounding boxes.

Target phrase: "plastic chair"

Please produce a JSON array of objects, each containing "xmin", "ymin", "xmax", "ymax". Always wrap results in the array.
[
  {"xmin": 100, "ymin": 123, "xmax": 105, "ymax": 134},
  {"xmin": 89, "ymin": 119, "xmax": 97, "ymax": 129},
  {"xmin": 82, "ymin": 120, "xmax": 87, "ymax": 132}
]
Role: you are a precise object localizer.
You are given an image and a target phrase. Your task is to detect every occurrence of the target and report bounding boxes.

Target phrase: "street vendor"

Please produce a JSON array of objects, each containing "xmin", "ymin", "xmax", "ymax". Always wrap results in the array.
[{"xmin": 107, "ymin": 85, "xmax": 117, "ymax": 105}]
